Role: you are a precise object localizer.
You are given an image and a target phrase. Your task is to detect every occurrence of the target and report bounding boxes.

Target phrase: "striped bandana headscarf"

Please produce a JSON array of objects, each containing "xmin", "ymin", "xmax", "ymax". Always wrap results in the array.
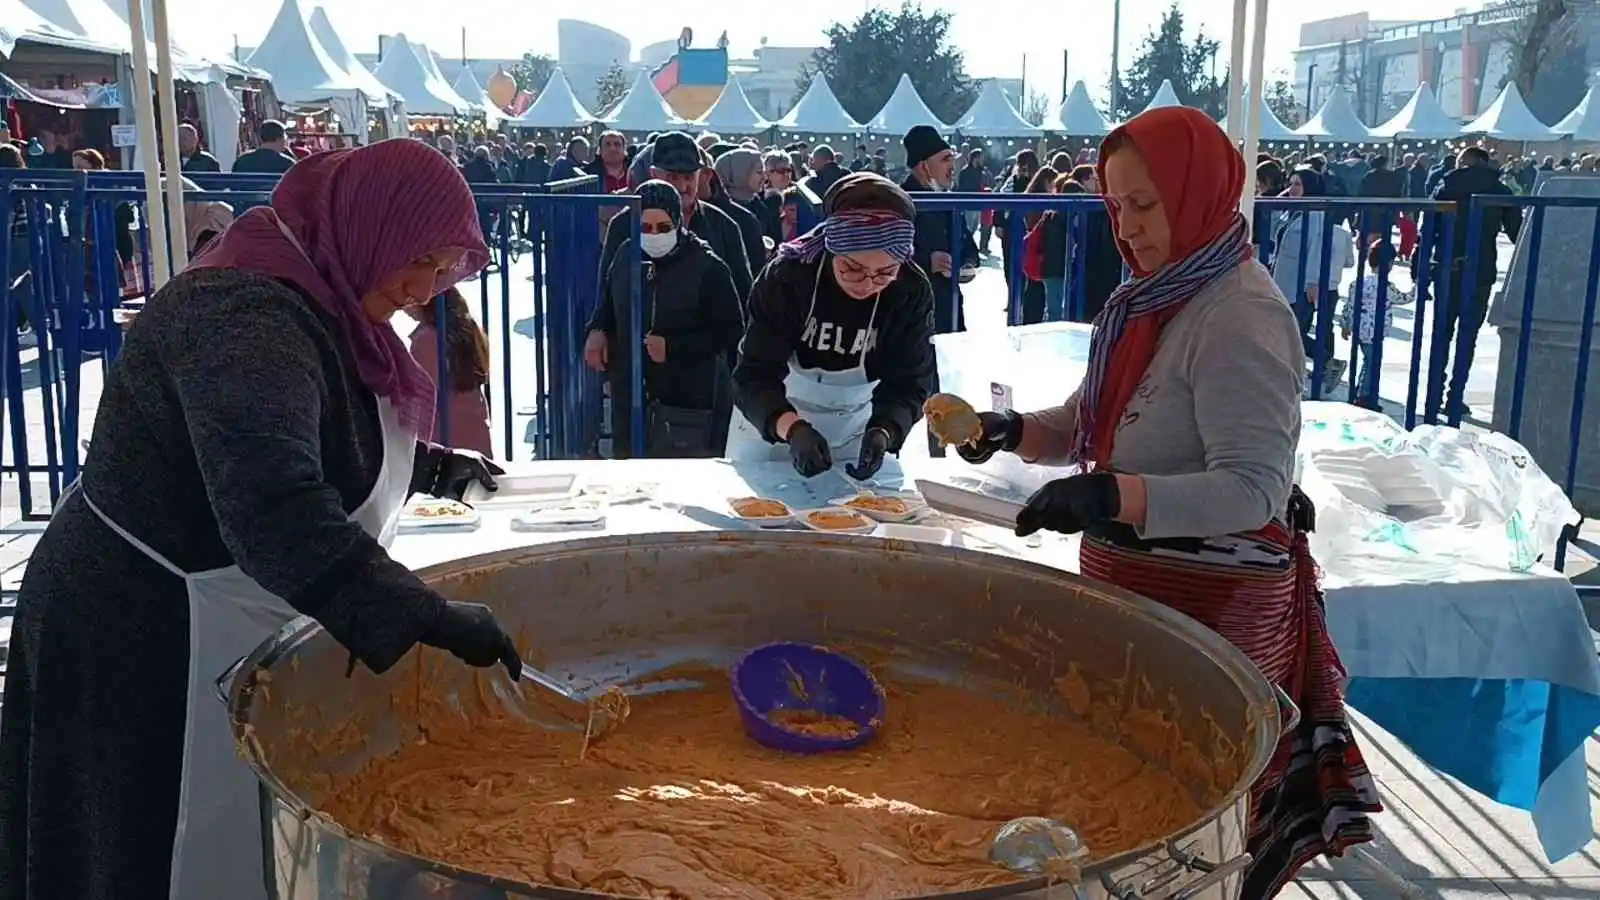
[
  {"xmin": 776, "ymin": 209, "xmax": 915, "ymax": 264},
  {"xmin": 1073, "ymin": 107, "xmax": 1251, "ymax": 467}
]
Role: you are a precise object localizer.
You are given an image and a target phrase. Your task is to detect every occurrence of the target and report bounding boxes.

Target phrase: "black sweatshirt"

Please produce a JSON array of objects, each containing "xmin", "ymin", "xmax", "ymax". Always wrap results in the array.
[{"xmin": 732, "ymin": 254, "xmax": 936, "ymax": 449}]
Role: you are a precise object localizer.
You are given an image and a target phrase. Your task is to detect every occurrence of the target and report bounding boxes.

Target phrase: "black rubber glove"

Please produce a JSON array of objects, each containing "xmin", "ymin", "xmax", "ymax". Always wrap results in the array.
[
  {"xmin": 1015, "ymin": 472, "xmax": 1121, "ymax": 537},
  {"xmin": 846, "ymin": 426, "xmax": 891, "ymax": 480},
  {"xmin": 956, "ymin": 410, "xmax": 1025, "ymax": 465},
  {"xmin": 420, "ymin": 601, "xmax": 522, "ymax": 681},
  {"xmin": 416, "ymin": 446, "xmax": 504, "ymax": 501},
  {"xmin": 786, "ymin": 420, "xmax": 833, "ymax": 478}
]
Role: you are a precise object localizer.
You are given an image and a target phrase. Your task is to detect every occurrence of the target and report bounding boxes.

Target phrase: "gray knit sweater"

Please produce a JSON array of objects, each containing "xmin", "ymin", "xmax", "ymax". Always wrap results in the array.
[{"xmin": 1019, "ymin": 260, "xmax": 1305, "ymax": 540}]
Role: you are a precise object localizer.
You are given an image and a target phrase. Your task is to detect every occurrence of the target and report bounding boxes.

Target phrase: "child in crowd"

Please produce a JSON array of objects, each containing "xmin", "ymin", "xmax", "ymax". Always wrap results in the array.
[
  {"xmin": 407, "ymin": 287, "xmax": 494, "ymax": 457},
  {"xmin": 1338, "ymin": 238, "xmax": 1413, "ymax": 410}
]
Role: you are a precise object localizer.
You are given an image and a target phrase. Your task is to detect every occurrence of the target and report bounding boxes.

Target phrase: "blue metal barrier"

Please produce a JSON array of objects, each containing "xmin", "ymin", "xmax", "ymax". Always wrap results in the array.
[
  {"xmin": 1, "ymin": 177, "xmax": 1594, "ymax": 576},
  {"xmin": 0, "ymin": 171, "xmax": 634, "ymax": 519}
]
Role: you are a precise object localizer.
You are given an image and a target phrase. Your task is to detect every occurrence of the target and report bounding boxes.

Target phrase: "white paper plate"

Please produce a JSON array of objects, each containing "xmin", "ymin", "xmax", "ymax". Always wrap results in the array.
[
  {"xmin": 828, "ymin": 491, "xmax": 925, "ymax": 523},
  {"xmin": 511, "ymin": 501, "xmax": 607, "ymax": 531},
  {"xmin": 795, "ymin": 507, "xmax": 876, "ymax": 535},
  {"xmin": 870, "ymin": 522, "xmax": 956, "ymax": 546},
  {"xmin": 727, "ymin": 497, "xmax": 794, "ymax": 527},
  {"xmin": 464, "ymin": 472, "xmax": 582, "ymax": 508},
  {"xmin": 914, "ymin": 480, "xmax": 1025, "ymax": 530},
  {"xmin": 398, "ymin": 499, "xmax": 482, "ymax": 532}
]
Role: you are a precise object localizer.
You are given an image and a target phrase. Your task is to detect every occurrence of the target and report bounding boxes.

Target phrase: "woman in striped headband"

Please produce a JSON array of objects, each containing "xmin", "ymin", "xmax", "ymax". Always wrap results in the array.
[
  {"xmin": 728, "ymin": 172, "xmax": 937, "ymax": 480},
  {"xmin": 953, "ymin": 107, "xmax": 1382, "ymax": 898}
]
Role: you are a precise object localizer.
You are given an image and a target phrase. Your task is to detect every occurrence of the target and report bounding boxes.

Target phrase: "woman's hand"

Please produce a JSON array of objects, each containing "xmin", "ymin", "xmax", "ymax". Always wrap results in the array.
[
  {"xmin": 956, "ymin": 410, "xmax": 1024, "ymax": 464},
  {"xmin": 417, "ymin": 447, "xmax": 504, "ymax": 501},
  {"xmin": 583, "ymin": 330, "xmax": 609, "ymax": 372},
  {"xmin": 786, "ymin": 420, "xmax": 833, "ymax": 477},
  {"xmin": 419, "ymin": 601, "xmax": 522, "ymax": 681},
  {"xmin": 1015, "ymin": 472, "xmax": 1121, "ymax": 537},
  {"xmin": 643, "ymin": 333, "xmax": 666, "ymax": 363},
  {"xmin": 846, "ymin": 427, "xmax": 890, "ymax": 480}
]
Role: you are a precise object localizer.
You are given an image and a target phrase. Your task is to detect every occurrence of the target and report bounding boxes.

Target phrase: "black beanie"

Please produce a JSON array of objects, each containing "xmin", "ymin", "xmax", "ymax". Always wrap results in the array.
[{"xmin": 902, "ymin": 124, "xmax": 950, "ymax": 169}]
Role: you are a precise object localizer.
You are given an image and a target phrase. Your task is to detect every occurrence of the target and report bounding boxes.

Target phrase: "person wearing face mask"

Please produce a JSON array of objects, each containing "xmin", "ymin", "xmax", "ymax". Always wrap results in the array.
[
  {"xmin": 901, "ymin": 124, "xmax": 975, "ymax": 335},
  {"xmin": 0, "ymin": 140, "xmax": 522, "ymax": 900},
  {"xmin": 583, "ymin": 181, "xmax": 743, "ymax": 457},
  {"xmin": 597, "ymin": 131, "xmax": 753, "ymax": 319},
  {"xmin": 729, "ymin": 173, "xmax": 936, "ymax": 480},
  {"xmin": 956, "ymin": 108, "xmax": 1380, "ymax": 899}
]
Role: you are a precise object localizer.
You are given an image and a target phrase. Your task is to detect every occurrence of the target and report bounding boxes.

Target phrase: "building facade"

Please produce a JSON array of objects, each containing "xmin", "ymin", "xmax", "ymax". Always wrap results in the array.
[{"xmin": 1292, "ymin": 4, "xmax": 1599, "ymax": 127}]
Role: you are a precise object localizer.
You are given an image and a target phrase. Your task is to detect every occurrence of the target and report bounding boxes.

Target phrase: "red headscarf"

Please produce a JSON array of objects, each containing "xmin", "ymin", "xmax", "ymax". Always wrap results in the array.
[{"xmin": 1084, "ymin": 107, "xmax": 1248, "ymax": 466}]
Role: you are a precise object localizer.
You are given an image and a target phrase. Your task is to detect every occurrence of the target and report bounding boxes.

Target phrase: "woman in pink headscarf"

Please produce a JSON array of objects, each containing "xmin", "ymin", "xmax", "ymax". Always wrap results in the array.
[{"xmin": 0, "ymin": 139, "xmax": 524, "ymax": 900}]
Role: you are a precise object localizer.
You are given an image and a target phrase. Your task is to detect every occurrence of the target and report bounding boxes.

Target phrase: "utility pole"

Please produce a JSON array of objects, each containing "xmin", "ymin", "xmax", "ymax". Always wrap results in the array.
[
  {"xmin": 1110, "ymin": 0, "xmax": 1122, "ymax": 115},
  {"xmin": 1061, "ymin": 49, "xmax": 1069, "ymax": 103}
]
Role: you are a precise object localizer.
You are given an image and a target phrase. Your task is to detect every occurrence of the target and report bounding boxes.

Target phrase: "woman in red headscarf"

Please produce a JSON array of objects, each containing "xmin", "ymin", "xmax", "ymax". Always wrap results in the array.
[
  {"xmin": 957, "ymin": 107, "xmax": 1382, "ymax": 897},
  {"xmin": 0, "ymin": 139, "xmax": 525, "ymax": 900}
]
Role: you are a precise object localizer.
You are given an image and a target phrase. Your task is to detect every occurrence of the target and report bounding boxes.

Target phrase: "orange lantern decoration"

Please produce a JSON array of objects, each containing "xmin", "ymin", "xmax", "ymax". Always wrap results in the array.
[{"xmin": 487, "ymin": 66, "xmax": 518, "ymax": 112}]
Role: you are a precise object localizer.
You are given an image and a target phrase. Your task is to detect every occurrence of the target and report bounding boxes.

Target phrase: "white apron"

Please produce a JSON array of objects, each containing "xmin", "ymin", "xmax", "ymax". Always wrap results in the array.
[
  {"xmin": 726, "ymin": 265, "xmax": 883, "ymax": 466},
  {"xmin": 78, "ymin": 397, "xmax": 414, "ymax": 900}
]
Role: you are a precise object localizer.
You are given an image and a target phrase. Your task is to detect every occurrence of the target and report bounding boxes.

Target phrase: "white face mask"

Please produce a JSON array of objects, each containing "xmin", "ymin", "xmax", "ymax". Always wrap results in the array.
[{"xmin": 641, "ymin": 229, "xmax": 679, "ymax": 259}]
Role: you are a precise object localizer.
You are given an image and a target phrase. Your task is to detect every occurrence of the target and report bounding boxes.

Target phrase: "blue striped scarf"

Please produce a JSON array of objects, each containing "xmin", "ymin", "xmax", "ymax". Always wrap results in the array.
[
  {"xmin": 777, "ymin": 210, "xmax": 916, "ymax": 263},
  {"xmin": 1072, "ymin": 213, "xmax": 1251, "ymax": 465}
]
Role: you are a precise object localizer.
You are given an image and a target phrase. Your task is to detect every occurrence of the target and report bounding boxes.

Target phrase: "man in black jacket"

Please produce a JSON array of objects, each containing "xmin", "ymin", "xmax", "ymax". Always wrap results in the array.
[
  {"xmin": 1425, "ymin": 146, "xmax": 1522, "ymax": 421},
  {"xmin": 597, "ymin": 132, "xmax": 752, "ymax": 318},
  {"xmin": 900, "ymin": 124, "xmax": 972, "ymax": 335},
  {"xmin": 231, "ymin": 120, "xmax": 296, "ymax": 174},
  {"xmin": 177, "ymin": 124, "xmax": 220, "ymax": 173},
  {"xmin": 1357, "ymin": 155, "xmax": 1405, "ymax": 246}
]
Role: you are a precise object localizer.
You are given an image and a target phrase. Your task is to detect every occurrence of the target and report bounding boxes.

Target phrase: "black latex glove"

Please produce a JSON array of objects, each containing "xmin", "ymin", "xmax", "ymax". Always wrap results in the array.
[
  {"xmin": 846, "ymin": 426, "xmax": 891, "ymax": 480},
  {"xmin": 955, "ymin": 410, "xmax": 1025, "ymax": 465},
  {"xmin": 786, "ymin": 420, "xmax": 833, "ymax": 478},
  {"xmin": 416, "ymin": 446, "xmax": 504, "ymax": 501},
  {"xmin": 1015, "ymin": 472, "xmax": 1121, "ymax": 537},
  {"xmin": 420, "ymin": 601, "xmax": 522, "ymax": 681}
]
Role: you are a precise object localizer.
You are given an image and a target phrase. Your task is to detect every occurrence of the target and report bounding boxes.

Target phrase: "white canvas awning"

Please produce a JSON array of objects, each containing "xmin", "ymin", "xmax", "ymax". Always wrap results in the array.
[
  {"xmin": 1371, "ymin": 83, "xmax": 1463, "ymax": 140},
  {"xmin": 308, "ymin": 6, "xmax": 396, "ymax": 106},
  {"xmin": 1217, "ymin": 90, "xmax": 1297, "ymax": 141},
  {"xmin": 1554, "ymin": 83, "xmax": 1600, "ymax": 142},
  {"xmin": 867, "ymin": 73, "xmax": 946, "ymax": 133},
  {"xmin": 1045, "ymin": 80, "xmax": 1113, "ymax": 135},
  {"xmin": 954, "ymin": 79, "xmax": 1040, "ymax": 138},
  {"xmin": 1139, "ymin": 79, "xmax": 1183, "ymax": 114},
  {"xmin": 510, "ymin": 67, "xmax": 594, "ymax": 129},
  {"xmin": 1463, "ymin": 82, "xmax": 1558, "ymax": 142},
  {"xmin": 451, "ymin": 64, "xmax": 501, "ymax": 125},
  {"xmin": 604, "ymin": 68, "xmax": 683, "ymax": 132},
  {"xmin": 1295, "ymin": 86, "xmax": 1375, "ymax": 142},
  {"xmin": 695, "ymin": 76, "xmax": 769, "ymax": 132},
  {"xmin": 775, "ymin": 74, "xmax": 859, "ymax": 133},
  {"xmin": 372, "ymin": 34, "xmax": 469, "ymax": 117}
]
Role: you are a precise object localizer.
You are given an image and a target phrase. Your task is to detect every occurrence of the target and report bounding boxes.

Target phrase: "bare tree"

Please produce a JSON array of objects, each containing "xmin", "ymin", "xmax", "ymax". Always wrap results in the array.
[
  {"xmin": 1497, "ymin": 0, "xmax": 1594, "ymax": 120},
  {"xmin": 1021, "ymin": 89, "xmax": 1052, "ymax": 126}
]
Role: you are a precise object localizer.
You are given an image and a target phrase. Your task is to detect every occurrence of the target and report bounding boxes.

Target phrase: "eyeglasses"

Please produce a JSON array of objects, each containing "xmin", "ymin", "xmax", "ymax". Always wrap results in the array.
[
  {"xmin": 836, "ymin": 260, "xmax": 900, "ymax": 285},
  {"xmin": 640, "ymin": 222, "xmax": 676, "ymax": 235}
]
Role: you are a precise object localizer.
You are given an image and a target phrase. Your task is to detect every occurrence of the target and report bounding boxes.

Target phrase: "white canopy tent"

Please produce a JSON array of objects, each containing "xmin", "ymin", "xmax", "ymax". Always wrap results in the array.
[
  {"xmin": 604, "ymin": 69, "xmax": 683, "ymax": 132},
  {"xmin": 1554, "ymin": 83, "xmax": 1600, "ymax": 142},
  {"xmin": 695, "ymin": 76, "xmax": 769, "ymax": 133},
  {"xmin": 372, "ymin": 35, "xmax": 469, "ymax": 117},
  {"xmin": 776, "ymin": 75, "xmax": 859, "ymax": 134},
  {"xmin": 1046, "ymin": 80, "xmax": 1114, "ymax": 135},
  {"xmin": 450, "ymin": 64, "xmax": 502, "ymax": 126},
  {"xmin": 107, "ymin": 0, "xmax": 257, "ymax": 78},
  {"xmin": 0, "ymin": 0, "xmax": 119, "ymax": 56},
  {"xmin": 308, "ymin": 7, "xmax": 396, "ymax": 106},
  {"xmin": 247, "ymin": 0, "xmax": 374, "ymax": 143},
  {"xmin": 1139, "ymin": 79, "xmax": 1183, "ymax": 114},
  {"xmin": 1370, "ymin": 83, "xmax": 1462, "ymax": 140},
  {"xmin": 1462, "ymin": 83, "xmax": 1558, "ymax": 142},
  {"xmin": 1217, "ymin": 89, "xmax": 1298, "ymax": 141},
  {"xmin": 954, "ymin": 78, "xmax": 1040, "ymax": 138},
  {"xmin": 1295, "ymin": 86, "xmax": 1374, "ymax": 142},
  {"xmin": 510, "ymin": 66, "xmax": 593, "ymax": 130},
  {"xmin": 867, "ymin": 73, "xmax": 946, "ymax": 133}
]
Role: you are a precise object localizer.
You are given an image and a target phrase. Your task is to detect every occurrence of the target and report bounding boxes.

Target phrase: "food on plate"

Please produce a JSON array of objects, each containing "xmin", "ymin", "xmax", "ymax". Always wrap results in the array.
[
  {"xmin": 844, "ymin": 495, "xmax": 910, "ymax": 515},
  {"xmin": 806, "ymin": 510, "xmax": 870, "ymax": 531},
  {"xmin": 766, "ymin": 707, "xmax": 863, "ymax": 740},
  {"xmin": 406, "ymin": 499, "xmax": 473, "ymax": 519},
  {"xmin": 731, "ymin": 497, "xmax": 789, "ymax": 518},
  {"xmin": 924, "ymin": 393, "xmax": 983, "ymax": 447}
]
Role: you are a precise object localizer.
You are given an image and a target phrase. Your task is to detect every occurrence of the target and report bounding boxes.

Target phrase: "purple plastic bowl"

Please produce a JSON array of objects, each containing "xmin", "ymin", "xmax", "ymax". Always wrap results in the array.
[{"xmin": 731, "ymin": 642, "xmax": 885, "ymax": 754}]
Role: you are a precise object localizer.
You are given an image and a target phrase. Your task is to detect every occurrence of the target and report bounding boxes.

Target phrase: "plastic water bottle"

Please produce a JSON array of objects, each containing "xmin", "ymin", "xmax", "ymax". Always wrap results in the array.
[{"xmin": 989, "ymin": 816, "xmax": 1090, "ymax": 874}]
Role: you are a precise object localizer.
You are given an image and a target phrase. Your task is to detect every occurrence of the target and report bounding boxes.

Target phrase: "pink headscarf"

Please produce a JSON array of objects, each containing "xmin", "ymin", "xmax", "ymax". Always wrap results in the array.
[{"xmin": 188, "ymin": 138, "xmax": 489, "ymax": 437}]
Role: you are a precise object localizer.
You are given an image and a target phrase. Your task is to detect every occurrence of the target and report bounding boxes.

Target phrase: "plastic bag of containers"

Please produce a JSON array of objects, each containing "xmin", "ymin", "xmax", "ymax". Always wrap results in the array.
[{"xmin": 1296, "ymin": 403, "xmax": 1579, "ymax": 575}]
